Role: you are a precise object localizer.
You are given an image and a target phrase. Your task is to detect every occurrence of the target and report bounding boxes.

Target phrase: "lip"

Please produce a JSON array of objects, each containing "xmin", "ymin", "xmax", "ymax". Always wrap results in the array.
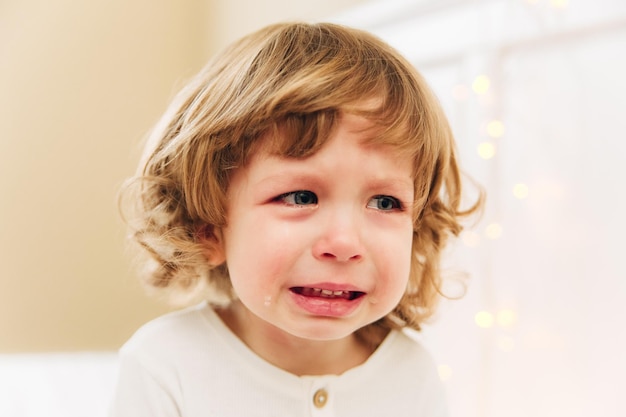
[
  {"xmin": 292, "ymin": 282, "xmax": 364, "ymax": 292},
  {"xmin": 288, "ymin": 283, "xmax": 366, "ymax": 317}
]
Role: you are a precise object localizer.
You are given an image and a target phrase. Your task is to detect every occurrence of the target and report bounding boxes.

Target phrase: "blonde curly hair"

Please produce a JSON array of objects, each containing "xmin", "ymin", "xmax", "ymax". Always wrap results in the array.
[{"xmin": 120, "ymin": 22, "xmax": 482, "ymax": 342}]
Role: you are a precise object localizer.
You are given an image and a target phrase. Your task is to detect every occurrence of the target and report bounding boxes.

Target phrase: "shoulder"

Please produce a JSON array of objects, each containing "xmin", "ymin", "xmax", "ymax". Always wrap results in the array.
[
  {"xmin": 388, "ymin": 330, "xmax": 447, "ymax": 398},
  {"xmin": 381, "ymin": 329, "xmax": 449, "ymax": 415},
  {"xmin": 111, "ymin": 303, "xmax": 218, "ymax": 416},
  {"xmin": 356, "ymin": 328, "xmax": 443, "ymax": 387},
  {"xmin": 337, "ymin": 329, "xmax": 448, "ymax": 416},
  {"xmin": 120, "ymin": 302, "xmax": 214, "ymax": 360},
  {"xmin": 386, "ymin": 328, "xmax": 441, "ymax": 375}
]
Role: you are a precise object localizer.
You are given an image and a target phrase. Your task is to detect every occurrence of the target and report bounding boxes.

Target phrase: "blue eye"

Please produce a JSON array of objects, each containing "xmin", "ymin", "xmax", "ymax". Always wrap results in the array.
[
  {"xmin": 279, "ymin": 190, "xmax": 318, "ymax": 206},
  {"xmin": 367, "ymin": 195, "xmax": 402, "ymax": 211}
]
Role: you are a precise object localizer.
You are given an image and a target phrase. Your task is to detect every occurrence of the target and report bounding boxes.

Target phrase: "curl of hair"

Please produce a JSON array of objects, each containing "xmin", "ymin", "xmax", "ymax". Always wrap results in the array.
[{"xmin": 119, "ymin": 22, "xmax": 483, "ymax": 339}]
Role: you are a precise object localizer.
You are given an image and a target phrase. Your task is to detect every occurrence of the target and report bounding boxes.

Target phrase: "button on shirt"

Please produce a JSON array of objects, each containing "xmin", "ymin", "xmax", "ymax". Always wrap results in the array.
[
  {"xmin": 313, "ymin": 387, "xmax": 329, "ymax": 409},
  {"xmin": 307, "ymin": 382, "xmax": 332, "ymax": 416}
]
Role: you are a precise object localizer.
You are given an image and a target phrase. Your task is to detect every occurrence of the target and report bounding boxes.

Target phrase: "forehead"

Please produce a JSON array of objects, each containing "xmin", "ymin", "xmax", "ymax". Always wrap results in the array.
[
  {"xmin": 256, "ymin": 107, "xmax": 417, "ymax": 161},
  {"xmin": 262, "ymin": 112, "xmax": 414, "ymax": 160},
  {"xmin": 247, "ymin": 113, "xmax": 415, "ymax": 180}
]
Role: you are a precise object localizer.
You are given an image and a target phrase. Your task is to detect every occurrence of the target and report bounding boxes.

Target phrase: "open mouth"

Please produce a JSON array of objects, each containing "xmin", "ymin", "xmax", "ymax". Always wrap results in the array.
[{"xmin": 290, "ymin": 287, "xmax": 365, "ymax": 301}]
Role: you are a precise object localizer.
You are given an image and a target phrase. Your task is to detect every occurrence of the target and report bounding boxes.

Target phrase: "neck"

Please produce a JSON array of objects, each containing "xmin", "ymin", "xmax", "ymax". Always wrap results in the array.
[{"xmin": 216, "ymin": 301, "xmax": 376, "ymax": 376}]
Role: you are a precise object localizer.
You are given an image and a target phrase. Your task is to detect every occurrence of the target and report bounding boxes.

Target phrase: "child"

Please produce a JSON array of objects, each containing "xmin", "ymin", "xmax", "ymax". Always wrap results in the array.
[{"xmin": 110, "ymin": 22, "xmax": 481, "ymax": 417}]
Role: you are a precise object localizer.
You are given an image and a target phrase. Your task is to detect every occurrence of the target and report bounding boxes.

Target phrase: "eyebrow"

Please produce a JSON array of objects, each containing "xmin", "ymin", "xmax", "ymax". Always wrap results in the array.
[
  {"xmin": 252, "ymin": 173, "xmax": 322, "ymax": 189},
  {"xmin": 366, "ymin": 177, "xmax": 414, "ymax": 191}
]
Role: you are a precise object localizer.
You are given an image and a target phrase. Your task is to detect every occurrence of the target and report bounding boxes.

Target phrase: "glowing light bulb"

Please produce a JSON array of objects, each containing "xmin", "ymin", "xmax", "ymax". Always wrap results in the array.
[
  {"xmin": 486, "ymin": 120, "xmax": 505, "ymax": 138},
  {"xmin": 438, "ymin": 364, "xmax": 453, "ymax": 381},
  {"xmin": 472, "ymin": 75, "xmax": 491, "ymax": 94},
  {"xmin": 550, "ymin": 0, "xmax": 569, "ymax": 8},
  {"xmin": 475, "ymin": 311, "xmax": 494, "ymax": 328},
  {"xmin": 513, "ymin": 183, "xmax": 529, "ymax": 199},
  {"xmin": 496, "ymin": 309, "xmax": 517, "ymax": 327},
  {"xmin": 485, "ymin": 223, "xmax": 503, "ymax": 239},
  {"xmin": 478, "ymin": 142, "xmax": 495, "ymax": 159}
]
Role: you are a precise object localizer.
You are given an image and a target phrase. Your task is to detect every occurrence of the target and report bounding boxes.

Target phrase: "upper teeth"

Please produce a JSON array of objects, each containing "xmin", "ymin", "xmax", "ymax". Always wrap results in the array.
[
  {"xmin": 316, "ymin": 288, "xmax": 349, "ymax": 297},
  {"xmin": 320, "ymin": 289, "xmax": 345, "ymax": 296},
  {"xmin": 292, "ymin": 287, "xmax": 357, "ymax": 299}
]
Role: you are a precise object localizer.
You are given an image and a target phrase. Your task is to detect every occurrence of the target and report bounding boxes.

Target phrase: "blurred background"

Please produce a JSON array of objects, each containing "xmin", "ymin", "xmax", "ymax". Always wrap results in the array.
[{"xmin": 1, "ymin": 0, "xmax": 625, "ymax": 416}]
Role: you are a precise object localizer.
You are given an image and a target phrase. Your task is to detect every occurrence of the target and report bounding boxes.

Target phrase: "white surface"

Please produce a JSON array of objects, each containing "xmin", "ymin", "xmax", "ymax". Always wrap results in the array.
[{"xmin": 0, "ymin": 352, "xmax": 118, "ymax": 417}]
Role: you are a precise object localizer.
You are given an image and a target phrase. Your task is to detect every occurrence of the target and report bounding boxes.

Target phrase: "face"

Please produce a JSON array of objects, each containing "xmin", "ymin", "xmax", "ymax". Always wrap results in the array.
[{"xmin": 216, "ymin": 113, "xmax": 415, "ymax": 343}]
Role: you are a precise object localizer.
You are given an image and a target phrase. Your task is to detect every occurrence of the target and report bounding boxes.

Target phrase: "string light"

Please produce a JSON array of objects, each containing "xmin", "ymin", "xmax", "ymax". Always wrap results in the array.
[
  {"xmin": 470, "ymin": 59, "xmax": 517, "ymax": 365},
  {"xmin": 496, "ymin": 309, "xmax": 517, "ymax": 327},
  {"xmin": 438, "ymin": 364, "xmax": 453, "ymax": 381},
  {"xmin": 486, "ymin": 120, "xmax": 505, "ymax": 138},
  {"xmin": 475, "ymin": 309, "xmax": 519, "ymax": 328},
  {"xmin": 485, "ymin": 223, "xmax": 503, "ymax": 239},
  {"xmin": 550, "ymin": 0, "xmax": 569, "ymax": 9},
  {"xmin": 475, "ymin": 311, "xmax": 495, "ymax": 328},
  {"xmin": 513, "ymin": 183, "xmax": 529, "ymax": 199},
  {"xmin": 472, "ymin": 75, "xmax": 491, "ymax": 94},
  {"xmin": 477, "ymin": 142, "xmax": 496, "ymax": 159}
]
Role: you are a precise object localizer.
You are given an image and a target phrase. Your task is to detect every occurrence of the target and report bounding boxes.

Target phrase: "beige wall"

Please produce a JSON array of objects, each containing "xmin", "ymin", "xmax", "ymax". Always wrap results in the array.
[
  {"xmin": 0, "ymin": 0, "xmax": 366, "ymax": 352},
  {"xmin": 206, "ymin": 0, "xmax": 368, "ymax": 52}
]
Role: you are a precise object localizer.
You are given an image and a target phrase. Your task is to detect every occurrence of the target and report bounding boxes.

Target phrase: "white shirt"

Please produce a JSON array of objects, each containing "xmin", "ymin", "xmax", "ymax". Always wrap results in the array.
[{"xmin": 109, "ymin": 302, "xmax": 448, "ymax": 417}]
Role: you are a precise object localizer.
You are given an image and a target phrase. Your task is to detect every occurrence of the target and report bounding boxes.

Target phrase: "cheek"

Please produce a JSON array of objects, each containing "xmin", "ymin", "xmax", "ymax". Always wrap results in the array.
[
  {"xmin": 224, "ymin": 216, "xmax": 305, "ymax": 286},
  {"xmin": 376, "ymin": 228, "xmax": 413, "ymax": 289}
]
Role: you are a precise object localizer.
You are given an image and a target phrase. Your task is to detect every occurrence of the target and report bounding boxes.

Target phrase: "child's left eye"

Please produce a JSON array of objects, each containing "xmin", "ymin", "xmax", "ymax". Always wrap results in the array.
[{"xmin": 367, "ymin": 195, "xmax": 402, "ymax": 211}]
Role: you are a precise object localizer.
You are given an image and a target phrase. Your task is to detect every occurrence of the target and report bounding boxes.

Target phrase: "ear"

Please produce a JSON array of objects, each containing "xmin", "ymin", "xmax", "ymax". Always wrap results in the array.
[{"xmin": 197, "ymin": 225, "xmax": 226, "ymax": 266}]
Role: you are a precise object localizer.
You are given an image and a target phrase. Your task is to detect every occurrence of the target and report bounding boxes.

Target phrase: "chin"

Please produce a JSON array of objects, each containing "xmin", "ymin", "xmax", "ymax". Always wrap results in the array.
[{"xmin": 283, "ymin": 319, "xmax": 367, "ymax": 342}]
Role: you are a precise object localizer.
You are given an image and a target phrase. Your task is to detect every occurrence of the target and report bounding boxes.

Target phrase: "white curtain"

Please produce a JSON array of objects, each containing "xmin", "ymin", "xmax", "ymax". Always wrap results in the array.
[{"xmin": 333, "ymin": 1, "xmax": 626, "ymax": 416}]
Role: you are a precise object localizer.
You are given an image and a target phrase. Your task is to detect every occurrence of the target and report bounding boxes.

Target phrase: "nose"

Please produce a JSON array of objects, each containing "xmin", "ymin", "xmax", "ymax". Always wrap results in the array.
[{"xmin": 312, "ymin": 208, "xmax": 364, "ymax": 262}]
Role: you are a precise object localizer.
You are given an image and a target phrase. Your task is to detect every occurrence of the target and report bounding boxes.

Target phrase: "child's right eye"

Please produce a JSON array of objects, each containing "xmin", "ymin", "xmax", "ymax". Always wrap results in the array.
[{"xmin": 276, "ymin": 190, "xmax": 318, "ymax": 206}]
